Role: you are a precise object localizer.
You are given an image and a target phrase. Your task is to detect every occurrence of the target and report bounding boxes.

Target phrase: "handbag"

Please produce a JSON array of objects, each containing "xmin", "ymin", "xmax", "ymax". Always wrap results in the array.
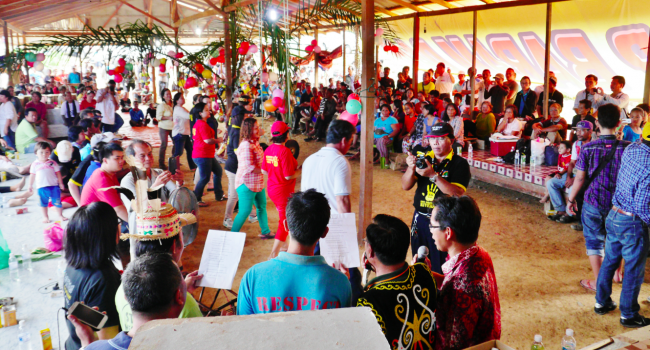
[{"xmin": 544, "ymin": 143, "xmax": 559, "ymax": 166}]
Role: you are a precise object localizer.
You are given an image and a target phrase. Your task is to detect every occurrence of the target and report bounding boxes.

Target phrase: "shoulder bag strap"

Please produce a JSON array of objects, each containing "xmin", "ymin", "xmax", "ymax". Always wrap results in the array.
[{"xmin": 581, "ymin": 140, "xmax": 620, "ymax": 192}]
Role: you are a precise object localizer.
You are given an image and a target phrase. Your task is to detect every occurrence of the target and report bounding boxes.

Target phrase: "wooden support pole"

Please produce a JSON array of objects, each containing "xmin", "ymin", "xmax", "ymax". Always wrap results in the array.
[
  {"xmin": 224, "ymin": 9, "xmax": 233, "ymax": 111},
  {"xmin": 542, "ymin": 2, "xmax": 552, "ymax": 119},
  {"xmin": 359, "ymin": 0, "xmax": 375, "ymax": 241},
  {"xmin": 3, "ymin": 21, "xmax": 12, "ymax": 86},
  {"xmin": 22, "ymin": 34, "xmax": 29, "ymax": 84},
  {"xmin": 314, "ymin": 26, "xmax": 318, "ymax": 87},
  {"xmin": 643, "ymin": 37, "xmax": 650, "ymax": 103},
  {"xmin": 342, "ymin": 29, "xmax": 346, "ymax": 79},
  {"xmin": 412, "ymin": 13, "xmax": 419, "ymax": 90},
  {"xmin": 470, "ymin": 10, "xmax": 477, "ymax": 110}
]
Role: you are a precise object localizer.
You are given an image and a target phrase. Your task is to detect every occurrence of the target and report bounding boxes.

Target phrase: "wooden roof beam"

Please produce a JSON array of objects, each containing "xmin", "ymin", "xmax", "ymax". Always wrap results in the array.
[
  {"xmin": 172, "ymin": 9, "xmax": 222, "ymax": 27},
  {"xmin": 387, "ymin": 0, "xmax": 422, "ymax": 12},
  {"xmin": 1, "ymin": 0, "xmax": 95, "ymax": 19},
  {"xmin": 17, "ymin": 3, "xmax": 118, "ymax": 30},
  {"xmin": 117, "ymin": 0, "xmax": 174, "ymax": 28},
  {"xmin": 200, "ymin": 0, "xmax": 227, "ymax": 15},
  {"xmin": 102, "ymin": 4, "xmax": 123, "ymax": 28},
  {"xmin": 224, "ymin": 0, "xmax": 258, "ymax": 12},
  {"xmin": 11, "ymin": 1, "xmax": 117, "ymax": 26},
  {"xmin": 425, "ymin": 0, "xmax": 457, "ymax": 9}
]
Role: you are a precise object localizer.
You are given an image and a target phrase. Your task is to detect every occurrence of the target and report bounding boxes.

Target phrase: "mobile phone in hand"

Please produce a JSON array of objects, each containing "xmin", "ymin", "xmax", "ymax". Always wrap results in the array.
[
  {"xmin": 67, "ymin": 302, "xmax": 108, "ymax": 329},
  {"xmin": 168, "ymin": 156, "xmax": 178, "ymax": 175}
]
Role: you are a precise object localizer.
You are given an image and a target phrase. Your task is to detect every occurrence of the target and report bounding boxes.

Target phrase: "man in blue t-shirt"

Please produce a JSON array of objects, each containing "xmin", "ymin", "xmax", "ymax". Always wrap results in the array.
[{"xmin": 237, "ymin": 189, "xmax": 352, "ymax": 315}]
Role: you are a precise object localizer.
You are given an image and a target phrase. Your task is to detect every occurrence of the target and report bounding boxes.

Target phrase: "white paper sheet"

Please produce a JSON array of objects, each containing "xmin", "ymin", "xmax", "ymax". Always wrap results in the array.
[
  {"xmin": 197, "ymin": 230, "xmax": 246, "ymax": 290},
  {"xmin": 319, "ymin": 213, "xmax": 361, "ymax": 268}
]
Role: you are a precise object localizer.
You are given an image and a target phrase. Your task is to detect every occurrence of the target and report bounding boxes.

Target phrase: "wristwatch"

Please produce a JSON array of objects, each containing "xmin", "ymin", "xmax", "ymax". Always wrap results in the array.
[{"xmin": 429, "ymin": 174, "xmax": 438, "ymax": 183}]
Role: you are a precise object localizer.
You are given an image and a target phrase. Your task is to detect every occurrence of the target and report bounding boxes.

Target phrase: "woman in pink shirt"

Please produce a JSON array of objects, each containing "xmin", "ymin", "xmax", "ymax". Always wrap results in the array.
[
  {"xmin": 25, "ymin": 91, "xmax": 52, "ymax": 138},
  {"xmin": 231, "ymin": 118, "xmax": 272, "ymax": 238},
  {"xmin": 191, "ymin": 102, "xmax": 225, "ymax": 207}
]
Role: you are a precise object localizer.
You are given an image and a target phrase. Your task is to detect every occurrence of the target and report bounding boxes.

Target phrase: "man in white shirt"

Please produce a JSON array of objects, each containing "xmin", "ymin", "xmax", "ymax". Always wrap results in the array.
[
  {"xmin": 301, "ymin": 119, "xmax": 361, "ymax": 299},
  {"xmin": 573, "ymin": 74, "xmax": 601, "ymax": 115},
  {"xmin": 0, "ymin": 90, "xmax": 19, "ymax": 149},
  {"xmin": 593, "ymin": 75, "xmax": 629, "ymax": 120},
  {"xmin": 477, "ymin": 69, "xmax": 492, "ymax": 107},
  {"xmin": 60, "ymin": 91, "xmax": 81, "ymax": 127},
  {"xmin": 121, "ymin": 140, "xmax": 184, "ymax": 259},
  {"xmin": 434, "ymin": 62, "xmax": 455, "ymax": 94},
  {"xmin": 96, "ymin": 79, "xmax": 122, "ymax": 133}
]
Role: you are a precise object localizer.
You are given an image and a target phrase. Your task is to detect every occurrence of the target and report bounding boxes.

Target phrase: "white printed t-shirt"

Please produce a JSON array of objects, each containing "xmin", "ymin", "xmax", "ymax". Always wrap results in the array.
[{"xmin": 29, "ymin": 159, "xmax": 60, "ymax": 189}]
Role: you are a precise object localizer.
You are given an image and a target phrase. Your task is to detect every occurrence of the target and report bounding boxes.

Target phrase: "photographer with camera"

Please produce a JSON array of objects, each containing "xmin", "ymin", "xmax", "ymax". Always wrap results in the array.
[
  {"xmin": 96, "ymin": 80, "xmax": 123, "ymax": 133},
  {"xmin": 401, "ymin": 123, "xmax": 471, "ymax": 274}
]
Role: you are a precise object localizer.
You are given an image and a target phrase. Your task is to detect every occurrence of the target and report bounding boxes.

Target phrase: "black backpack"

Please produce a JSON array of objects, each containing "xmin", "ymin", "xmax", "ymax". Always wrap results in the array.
[{"xmin": 502, "ymin": 138, "xmax": 531, "ymax": 164}]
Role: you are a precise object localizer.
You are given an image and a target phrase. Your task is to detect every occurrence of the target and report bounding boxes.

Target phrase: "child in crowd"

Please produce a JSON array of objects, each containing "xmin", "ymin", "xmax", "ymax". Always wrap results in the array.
[
  {"xmin": 540, "ymin": 140, "xmax": 572, "ymax": 203},
  {"xmin": 28, "ymin": 141, "xmax": 67, "ymax": 223}
]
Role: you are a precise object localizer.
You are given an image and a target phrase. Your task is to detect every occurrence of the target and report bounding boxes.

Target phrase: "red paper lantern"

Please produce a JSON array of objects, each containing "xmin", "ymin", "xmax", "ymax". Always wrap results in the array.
[
  {"xmin": 311, "ymin": 39, "xmax": 317, "ymax": 46},
  {"xmin": 160, "ymin": 64, "xmax": 166, "ymax": 73},
  {"xmin": 209, "ymin": 57, "xmax": 218, "ymax": 65},
  {"xmin": 175, "ymin": 52, "xmax": 184, "ymax": 59},
  {"xmin": 27, "ymin": 61, "xmax": 34, "ymax": 67},
  {"xmin": 108, "ymin": 69, "xmax": 115, "ymax": 76},
  {"xmin": 114, "ymin": 74, "xmax": 123, "ymax": 83},
  {"xmin": 114, "ymin": 66, "xmax": 124, "ymax": 74},
  {"xmin": 305, "ymin": 45, "xmax": 314, "ymax": 52},
  {"xmin": 383, "ymin": 45, "xmax": 391, "ymax": 52},
  {"xmin": 391, "ymin": 46, "xmax": 399, "ymax": 53},
  {"xmin": 118, "ymin": 58, "xmax": 126, "ymax": 67},
  {"xmin": 194, "ymin": 63, "xmax": 204, "ymax": 73},
  {"xmin": 217, "ymin": 56, "xmax": 225, "ymax": 63},
  {"xmin": 241, "ymin": 42, "xmax": 250, "ymax": 50}
]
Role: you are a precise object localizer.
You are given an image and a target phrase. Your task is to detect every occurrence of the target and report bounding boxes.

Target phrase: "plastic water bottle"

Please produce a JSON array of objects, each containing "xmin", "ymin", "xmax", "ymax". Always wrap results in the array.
[
  {"xmin": 531, "ymin": 154, "xmax": 537, "ymax": 168},
  {"xmin": 562, "ymin": 329, "xmax": 576, "ymax": 350},
  {"xmin": 22, "ymin": 244, "xmax": 33, "ymax": 271},
  {"xmin": 514, "ymin": 148, "xmax": 520, "ymax": 166},
  {"xmin": 9, "ymin": 253, "xmax": 20, "ymax": 281},
  {"xmin": 457, "ymin": 146, "xmax": 462, "ymax": 156},
  {"xmin": 521, "ymin": 153, "xmax": 527, "ymax": 166},
  {"xmin": 468, "ymin": 143, "xmax": 473, "ymax": 160},
  {"xmin": 531, "ymin": 335, "xmax": 544, "ymax": 350},
  {"xmin": 18, "ymin": 320, "xmax": 32, "ymax": 350}
]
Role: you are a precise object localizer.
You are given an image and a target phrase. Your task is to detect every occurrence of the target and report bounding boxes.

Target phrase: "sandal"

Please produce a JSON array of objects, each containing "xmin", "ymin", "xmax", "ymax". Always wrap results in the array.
[
  {"xmin": 258, "ymin": 233, "xmax": 276, "ymax": 240},
  {"xmin": 216, "ymin": 195, "xmax": 228, "ymax": 202},
  {"xmin": 580, "ymin": 279, "xmax": 596, "ymax": 293},
  {"xmin": 547, "ymin": 213, "xmax": 563, "ymax": 221},
  {"xmin": 198, "ymin": 201, "xmax": 209, "ymax": 207}
]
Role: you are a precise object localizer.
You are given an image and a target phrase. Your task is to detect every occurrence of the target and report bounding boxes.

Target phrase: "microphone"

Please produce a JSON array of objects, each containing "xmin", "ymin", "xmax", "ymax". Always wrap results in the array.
[{"xmin": 416, "ymin": 246, "xmax": 429, "ymax": 264}]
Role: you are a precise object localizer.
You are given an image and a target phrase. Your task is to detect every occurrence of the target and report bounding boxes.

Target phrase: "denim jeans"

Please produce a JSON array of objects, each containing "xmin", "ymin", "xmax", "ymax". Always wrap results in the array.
[
  {"xmin": 546, "ymin": 172, "xmax": 568, "ymax": 212},
  {"xmin": 596, "ymin": 210, "xmax": 649, "ymax": 319},
  {"xmin": 172, "ymin": 134, "xmax": 196, "ymax": 169},
  {"xmin": 101, "ymin": 114, "xmax": 124, "ymax": 133},
  {"xmin": 3, "ymin": 129, "xmax": 15, "ymax": 149},
  {"xmin": 582, "ymin": 203, "xmax": 609, "ymax": 257},
  {"xmin": 192, "ymin": 157, "xmax": 223, "ymax": 201}
]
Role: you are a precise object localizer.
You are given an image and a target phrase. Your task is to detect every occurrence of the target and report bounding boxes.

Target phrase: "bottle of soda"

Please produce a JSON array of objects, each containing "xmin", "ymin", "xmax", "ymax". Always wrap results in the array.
[
  {"xmin": 531, "ymin": 335, "xmax": 544, "ymax": 350},
  {"xmin": 514, "ymin": 148, "xmax": 520, "ymax": 166},
  {"xmin": 9, "ymin": 253, "xmax": 20, "ymax": 281},
  {"xmin": 521, "ymin": 152, "xmax": 527, "ymax": 166},
  {"xmin": 562, "ymin": 329, "xmax": 576, "ymax": 350}
]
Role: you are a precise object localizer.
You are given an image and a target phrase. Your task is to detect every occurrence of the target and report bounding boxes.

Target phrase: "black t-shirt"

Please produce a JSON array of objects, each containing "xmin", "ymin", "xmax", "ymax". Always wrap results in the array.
[
  {"xmin": 225, "ymin": 113, "xmax": 244, "ymax": 174},
  {"xmin": 64, "ymin": 265, "xmax": 121, "ymax": 350},
  {"xmin": 396, "ymin": 81, "xmax": 410, "ymax": 92},
  {"xmin": 69, "ymin": 155, "xmax": 94, "ymax": 187},
  {"xmin": 571, "ymin": 114, "xmax": 597, "ymax": 130},
  {"xmin": 299, "ymin": 92, "xmax": 313, "ymax": 105},
  {"xmin": 536, "ymin": 90, "xmax": 564, "ymax": 110},
  {"xmin": 484, "ymin": 85, "xmax": 509, "ymax": 115},
  {"xmin": 380, "ymin": 77, "xmax": 395, "ymax": 90},
  {"xmin": 411, "ymin": 145, "xmax": 471, "ymax": 212},
  {"xmin": 540, "ymin": 117, "xmax": 569, "ymax": 140}
]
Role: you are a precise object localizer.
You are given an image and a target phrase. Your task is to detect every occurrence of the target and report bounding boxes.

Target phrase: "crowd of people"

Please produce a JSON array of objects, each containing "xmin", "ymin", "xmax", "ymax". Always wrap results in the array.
[{"xmin": 1, "ymin": 58, "xmax": 650, "ymax": 350}]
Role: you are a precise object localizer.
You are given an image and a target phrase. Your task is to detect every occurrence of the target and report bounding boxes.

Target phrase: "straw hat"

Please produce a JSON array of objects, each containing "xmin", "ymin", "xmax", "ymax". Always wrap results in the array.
[{"xmin": 120, "ymin": 201, "xmax": 196, "ymax": 241}]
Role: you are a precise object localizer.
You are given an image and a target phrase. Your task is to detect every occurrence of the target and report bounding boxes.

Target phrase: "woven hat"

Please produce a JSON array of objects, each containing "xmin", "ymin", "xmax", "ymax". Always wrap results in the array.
[{"xmin": 120, "ymin": 200, "xmax": 196, "ymax": 241}]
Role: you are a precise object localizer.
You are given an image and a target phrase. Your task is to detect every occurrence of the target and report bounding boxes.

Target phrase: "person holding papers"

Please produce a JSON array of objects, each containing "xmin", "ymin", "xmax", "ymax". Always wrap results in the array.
[
  {"xmin": 237, "ymin": 190, "xmax": 352, "ymax": 315},
  {"xmin": 301, "ymin": 119, "xmax": 363, "ymax": 299}
]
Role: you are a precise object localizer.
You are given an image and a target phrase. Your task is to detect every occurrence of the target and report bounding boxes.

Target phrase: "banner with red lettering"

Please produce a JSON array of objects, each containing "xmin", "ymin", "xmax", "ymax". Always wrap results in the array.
[{"xmin": 379, "ymin": 0, "xmax": 649, "ymax": 101}]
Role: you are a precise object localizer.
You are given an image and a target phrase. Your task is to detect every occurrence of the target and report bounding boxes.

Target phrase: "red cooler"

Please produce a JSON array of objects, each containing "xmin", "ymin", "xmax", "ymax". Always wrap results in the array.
[{"xmin": 490, "ymin": 139, "xmax": 518, "ymax": 157}]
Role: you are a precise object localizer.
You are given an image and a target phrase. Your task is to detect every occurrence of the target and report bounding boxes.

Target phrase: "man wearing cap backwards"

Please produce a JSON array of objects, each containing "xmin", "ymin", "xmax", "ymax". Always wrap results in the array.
[
  {"xmin": 565, "ymin": 104, "xmax": 630, "ymax": 294},
  {"xmin": 121, "ymin": 139, "xmax": 184, "ymax": 260},
  {"xmin": 262, "ymin": 121, "xmax": 300, "ymax": 259},
  {"xmin": 401, "ymin": 122, "xmax": 471, "ymax": 274},
  {"xmin": 593, "ymin": 120, "xmax": 650, "ymax": 328},
  {"xmin": 546, "ymin": 120, "xmax": 592, "ymax": 224}
]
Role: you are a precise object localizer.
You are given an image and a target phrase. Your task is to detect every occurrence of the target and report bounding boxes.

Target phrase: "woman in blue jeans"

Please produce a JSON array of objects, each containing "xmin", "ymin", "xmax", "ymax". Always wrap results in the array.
[
  {"xmin": 231, "ymin": 118, "xmax": 272, "ymax": 238},
  {"xmin": 171, "ymin": 92, "xmax": 196, "ymax": 170},
  {"xmin": 191, "ymin": 102, "xmax": 226, "ymax": 207}
]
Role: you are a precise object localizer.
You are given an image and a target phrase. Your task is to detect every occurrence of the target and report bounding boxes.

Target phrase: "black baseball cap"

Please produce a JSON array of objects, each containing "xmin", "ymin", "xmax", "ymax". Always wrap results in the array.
[{"xmin": 425, "ymin": 122, "xmax": 455, "ymax": 140}]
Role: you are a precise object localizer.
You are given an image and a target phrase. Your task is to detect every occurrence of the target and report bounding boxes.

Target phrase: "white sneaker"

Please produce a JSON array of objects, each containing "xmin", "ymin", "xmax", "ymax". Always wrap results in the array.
[
  {"xmin": 223, "ymin": 218, "xmax": 233, "ymax": 229},
  {"xmin": 248, "ymin": 215, "xmax": 258, "ymax": 223}
]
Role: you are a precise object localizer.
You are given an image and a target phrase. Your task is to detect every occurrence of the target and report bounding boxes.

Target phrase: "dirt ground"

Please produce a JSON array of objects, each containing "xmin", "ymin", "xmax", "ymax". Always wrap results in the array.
[{"xmin": 158, "ymin": 116, "xmax": 650, "ymax": 350}]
